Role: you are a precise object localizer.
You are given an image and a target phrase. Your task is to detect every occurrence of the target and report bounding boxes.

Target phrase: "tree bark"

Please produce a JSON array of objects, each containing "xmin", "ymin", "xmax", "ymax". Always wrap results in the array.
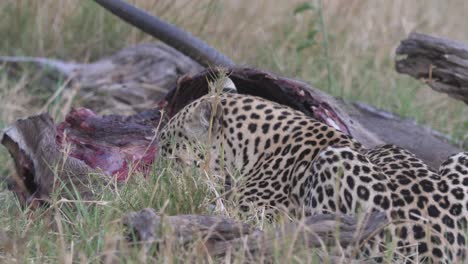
[
  {"xmin": 0, "ymin": 43, "xmax": 203, "ymax": 115},
  {"xmin": 396, "ymin": 32, "xmax": 468, "ymax": 104},
  {"xmin": 123, "ymin": 208, "xmax": 388, "ymax": 262}
]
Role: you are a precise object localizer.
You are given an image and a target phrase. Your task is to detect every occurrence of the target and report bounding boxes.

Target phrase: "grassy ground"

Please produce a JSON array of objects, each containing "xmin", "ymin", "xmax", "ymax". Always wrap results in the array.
[{"xmin": 0, "ymin": 0, "xmax": 467, "ymax": 263}]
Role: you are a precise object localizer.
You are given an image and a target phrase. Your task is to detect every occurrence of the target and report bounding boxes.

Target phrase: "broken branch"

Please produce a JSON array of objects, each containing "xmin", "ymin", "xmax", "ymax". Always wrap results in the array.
[
  {"xmin": 396, "ymin": 32, "xmax": 468, "ymax": 104},
  {"xmin": 123, "ymin": 208, "xmax": 388, "ymax": 261}
]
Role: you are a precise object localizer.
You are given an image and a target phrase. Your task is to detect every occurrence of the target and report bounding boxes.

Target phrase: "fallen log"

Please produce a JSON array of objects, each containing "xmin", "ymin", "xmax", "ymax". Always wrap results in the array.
[
  {"xmin": 396, "ymin": 32, "xmax": 468, "ymax": 104},
  {"xmin": 123, "ymin": 208, "xmax": 388, "ymax": 262},
  {"xmin": 347, "ymin": 101, "xmax": 461, "ymax": 168},
  {"xmin": 0, "ymin": 43, "xmax": 202, "ymax": 115}
]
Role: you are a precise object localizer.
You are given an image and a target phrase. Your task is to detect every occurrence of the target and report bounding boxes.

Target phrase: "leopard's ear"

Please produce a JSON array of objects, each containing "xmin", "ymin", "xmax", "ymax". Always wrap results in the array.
[{"xmin": 187, "ymin": 98, "xmax": 223, "ymax": 137}]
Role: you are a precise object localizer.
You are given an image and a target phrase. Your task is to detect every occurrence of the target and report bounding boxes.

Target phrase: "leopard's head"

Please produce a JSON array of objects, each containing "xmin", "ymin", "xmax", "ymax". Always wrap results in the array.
[{"xmin": 158, "ymin": 94, "xmax": 225, "ymax": 170}]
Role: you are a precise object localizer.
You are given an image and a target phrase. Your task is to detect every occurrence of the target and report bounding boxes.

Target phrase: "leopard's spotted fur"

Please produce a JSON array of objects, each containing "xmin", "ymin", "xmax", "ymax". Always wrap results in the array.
[{"xmin": 158, "ymin": 92, "xmax": 467, "ymax": 263}]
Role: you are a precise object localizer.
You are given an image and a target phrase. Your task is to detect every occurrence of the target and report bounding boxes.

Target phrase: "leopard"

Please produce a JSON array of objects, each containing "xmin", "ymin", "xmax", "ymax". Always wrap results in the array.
[
  {"xmin": 307, "ymin": 144, "xmax": 467, "ymax": 262},
  {"xmin": 157, "ymin": 85, "xmax": 467, "ymax": 263}
]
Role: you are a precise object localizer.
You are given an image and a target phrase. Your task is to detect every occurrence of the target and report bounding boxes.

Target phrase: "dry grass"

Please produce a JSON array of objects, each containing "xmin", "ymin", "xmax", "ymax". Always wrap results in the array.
[
  {"xmin": 0, "ymin": 0, "xmax": 466, "ymax": 143},
  {"xmin": 0, "ymin": 0, "xmax": 467, "ymax": 263}
]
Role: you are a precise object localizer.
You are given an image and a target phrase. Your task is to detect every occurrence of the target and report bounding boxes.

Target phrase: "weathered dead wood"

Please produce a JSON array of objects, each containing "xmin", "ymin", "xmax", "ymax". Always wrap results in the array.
[
  {"xmin": 0, "ymin": 43, "xmax": 202, "ymax": 114},
  {"xmin": 123, "ymin": 208, "xmax": 255, "ymax": 246},
  {"xmin": 396, "ymin": 32, "xmax": 468, "ymax": 103},
  {"xmin": 347, "ymin": 102, "xmax": 462, "ymax": 168},
  {"xmin": 123, "ymin": 208, "xmax": 387, "ymax": 262}
]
